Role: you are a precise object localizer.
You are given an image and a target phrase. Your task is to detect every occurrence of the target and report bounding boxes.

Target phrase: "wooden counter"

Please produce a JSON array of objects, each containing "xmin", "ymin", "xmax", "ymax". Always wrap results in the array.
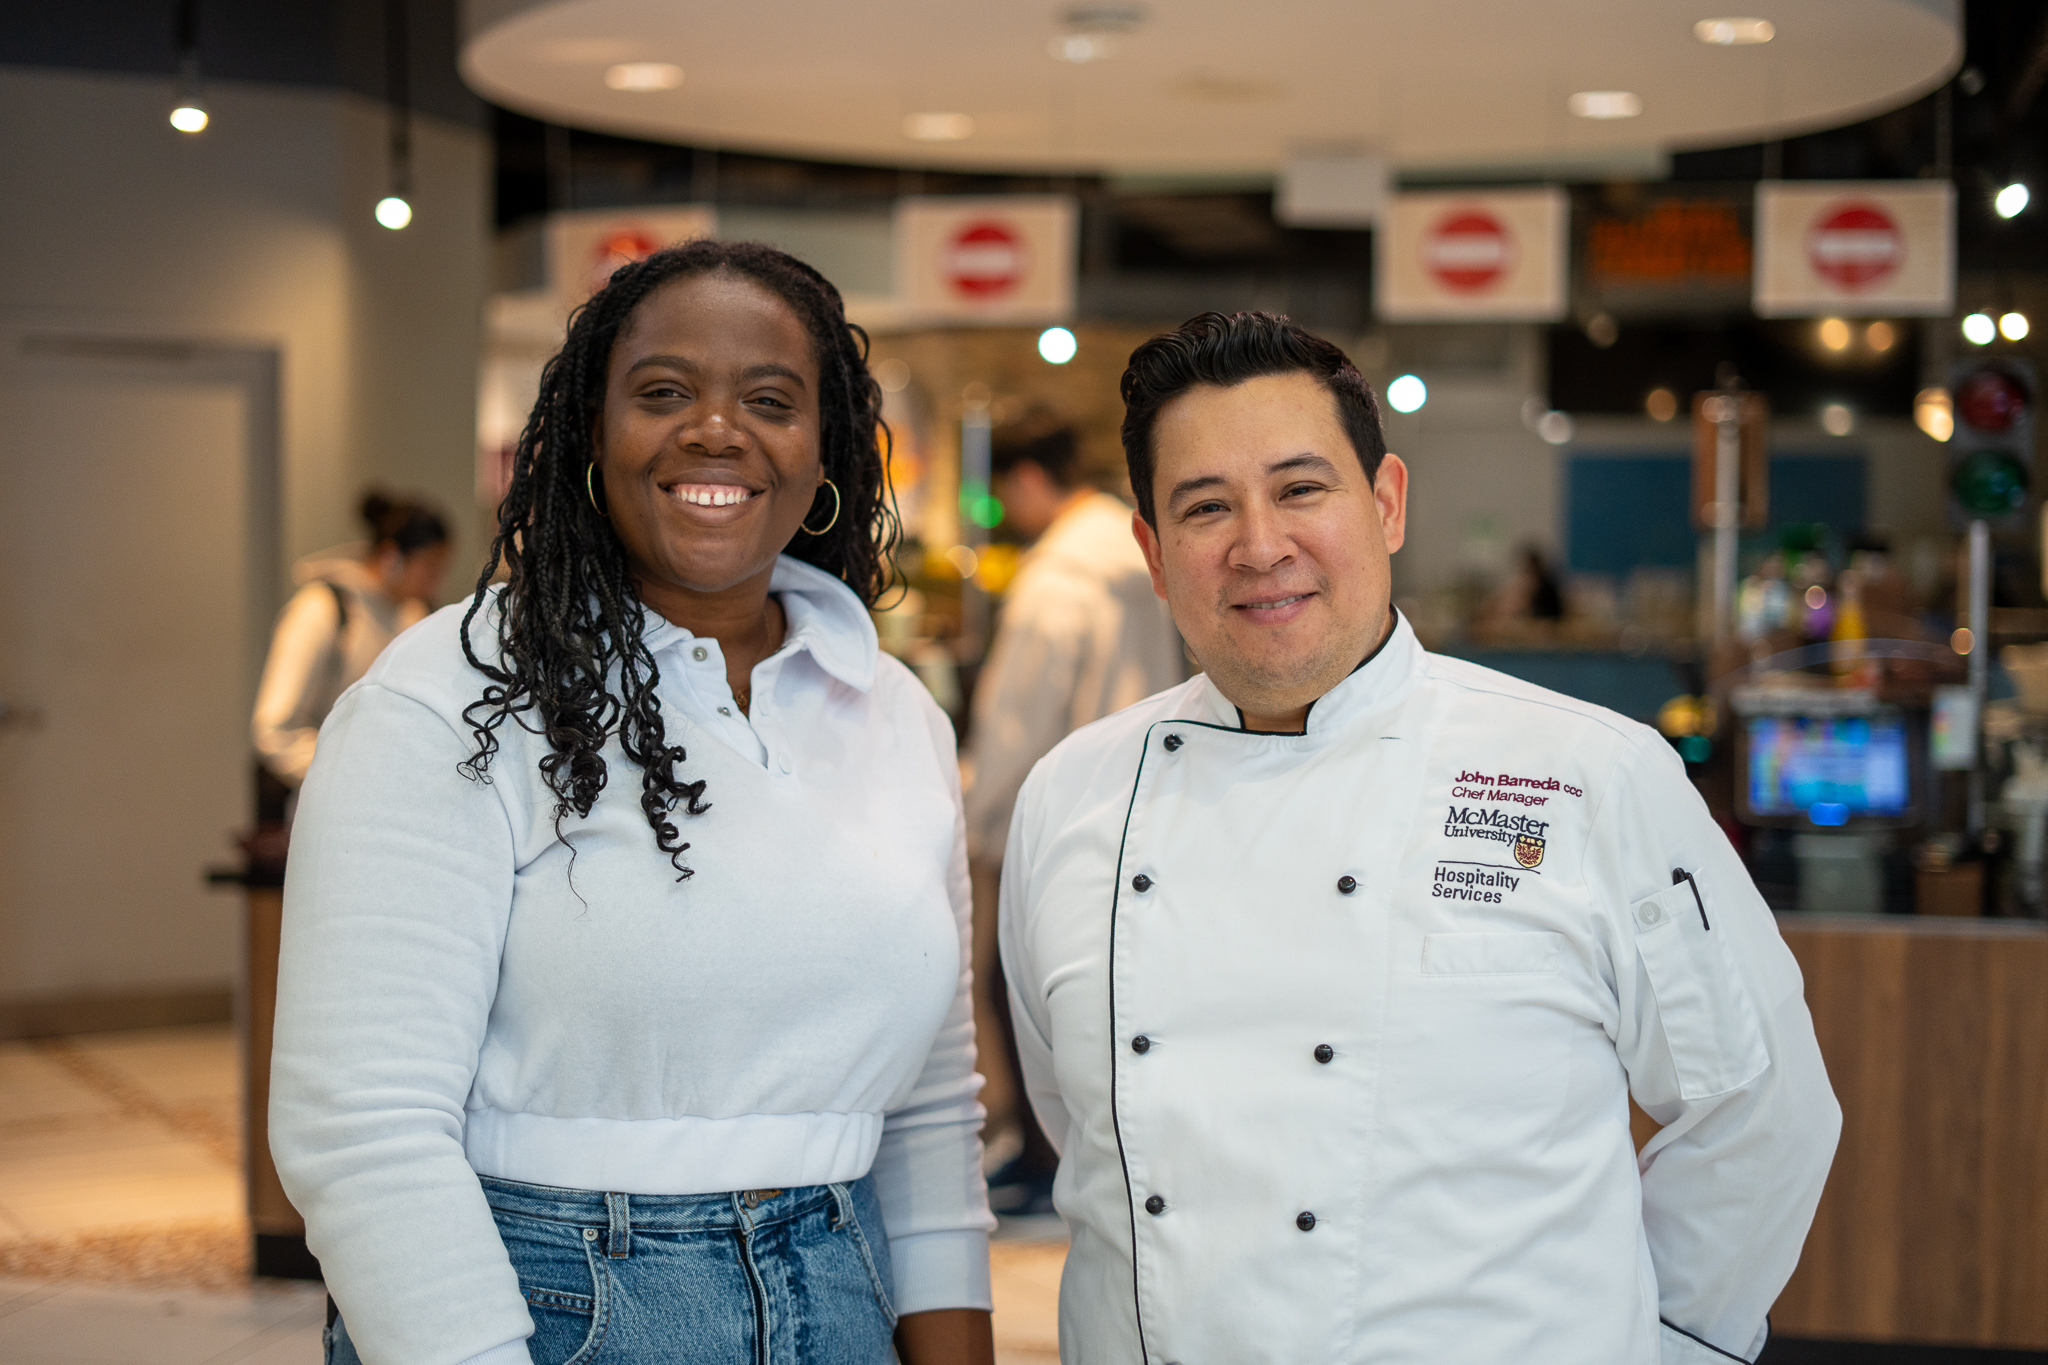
[{"xmin": 1769, "ymin": 914, "xmax": 2048, "ymax": 1349}]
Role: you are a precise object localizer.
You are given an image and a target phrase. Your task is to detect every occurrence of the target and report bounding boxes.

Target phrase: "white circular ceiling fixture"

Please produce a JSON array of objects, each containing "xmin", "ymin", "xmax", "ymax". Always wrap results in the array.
[{"xmin": 463, "ymin": 0, "xmax": 1960, "ymax": 174}]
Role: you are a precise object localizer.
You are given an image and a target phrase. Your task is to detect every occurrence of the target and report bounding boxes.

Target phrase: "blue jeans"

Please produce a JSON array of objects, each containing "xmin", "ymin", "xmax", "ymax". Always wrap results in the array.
[{"xmin": 325, "ymin": 1174, "xmax": 899, "ymax": 1365}]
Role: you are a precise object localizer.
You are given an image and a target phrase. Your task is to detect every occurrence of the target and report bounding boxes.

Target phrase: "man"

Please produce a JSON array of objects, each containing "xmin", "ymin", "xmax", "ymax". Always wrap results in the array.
[
  {"xmin": 965, "ymin": 415, "xmax": 1184, "ymax": 1214},
  {"xmin": 998, "ymin": 313, "xmax": 1839, "ymax": 1363}
]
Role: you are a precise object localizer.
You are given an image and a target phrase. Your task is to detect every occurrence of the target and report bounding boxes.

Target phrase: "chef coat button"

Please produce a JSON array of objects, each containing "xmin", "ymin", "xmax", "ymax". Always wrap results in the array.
[
  {"xmin": 1131, "ymin": 1035, "xmax": 1151, "ymax": 1054},
  {"xmin": 1640, "ymin": 902, "xmax": 1664, "ymax": 926},
  {"xmin": 1314, "ymin": 1044, "xmax": 1334, "ymax": 1064},
  {"xmin": 1131, "ymin": 874, "xmax": 1152, "ymax": 893},
  {"xmin": 1297, "ymin": 1211, "xmax": 1317, "ymax": 1232},
  {"xmin": 1145, "ymin": 1195, "xmax": 1166, "ymax": 1216},
  {"xmin": 1337, "ymin": 875, "xmax": 1357, "ymax": 894},
  {"xmin": 718, "ymin": 706, "xmax": 732, "ymax": 717},
  {"xmin": 691, "ymin": 645, "xmax": 709, "ymax": 662},
  {"xmin": 1163, "ymin": 733, "xmax": 1183, "ymax": 752}
]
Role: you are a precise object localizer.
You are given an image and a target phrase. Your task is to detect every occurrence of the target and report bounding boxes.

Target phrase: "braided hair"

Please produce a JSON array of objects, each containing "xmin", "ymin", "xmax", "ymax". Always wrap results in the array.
[{"xmin": 457, "ymin": 239, "xmax": 899, "ymax": 878}]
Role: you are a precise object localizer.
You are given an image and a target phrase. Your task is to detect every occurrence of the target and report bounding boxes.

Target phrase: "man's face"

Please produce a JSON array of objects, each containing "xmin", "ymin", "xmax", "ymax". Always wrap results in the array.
[{"xmin": 1132, "ymin": 372, "xmax": 1407, "ymax": 728}]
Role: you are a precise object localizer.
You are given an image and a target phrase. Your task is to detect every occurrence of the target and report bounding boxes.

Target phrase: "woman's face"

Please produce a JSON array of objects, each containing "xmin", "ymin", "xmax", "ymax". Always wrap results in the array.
[{"xmin": 593, "ymin": 271, "xmax": 824, "ymax": 604}]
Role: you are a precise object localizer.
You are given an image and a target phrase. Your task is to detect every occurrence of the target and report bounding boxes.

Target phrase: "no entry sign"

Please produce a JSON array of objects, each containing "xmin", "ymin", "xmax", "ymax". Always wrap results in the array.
[
  {"xmin": 946, "ymin": 221, "xmax": 1027, "ymax": 299},
  {"xmin": 1424, "ymin": 210, "xmax": 1513, "ymax": 293},
  {"xmin": 896, "ymin": 196, "xmax": 1077, "ymax": 323},
  {"xmin": 1377, "ymin": 188, "xmax": 1566, "ymax": 321},
  {"xmin": 1754, "ymin": 182, "xmax": 1952, "ymax": 317},
  {"xmin": 1806, "ymin": 203, "xmax": 1903, "ymax": 291}
]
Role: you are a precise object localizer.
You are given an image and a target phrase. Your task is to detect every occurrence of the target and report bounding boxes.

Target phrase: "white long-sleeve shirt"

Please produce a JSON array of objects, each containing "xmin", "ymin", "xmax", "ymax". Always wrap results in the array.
[
  {"xmin": 1000, "ymin": 613, "xmax": 1840, "ymax": 1364},
  {"xmin": 271, "ymin": 556, "xmax": 994, "ymax": 1365},
  {"xmin": 964, "ymin": 492, "xmax": 1184, "ymax": 861},
  {"xmin": 251, "ymin": 553, "xmax": 423, "ymax": 785}
]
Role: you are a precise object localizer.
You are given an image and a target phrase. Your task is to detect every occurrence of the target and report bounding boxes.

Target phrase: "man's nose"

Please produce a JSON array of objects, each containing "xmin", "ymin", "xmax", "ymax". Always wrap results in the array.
[{"xmin": 1229, "ymin": 501, "xmax": 1294, "ymax": 574}]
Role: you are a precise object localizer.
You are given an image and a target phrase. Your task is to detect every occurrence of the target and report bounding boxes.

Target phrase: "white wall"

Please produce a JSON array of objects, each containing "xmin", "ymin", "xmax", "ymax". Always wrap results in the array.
[{"xmin": 0, "ymin": 65, "xmax": 489, "ymax": 1010}]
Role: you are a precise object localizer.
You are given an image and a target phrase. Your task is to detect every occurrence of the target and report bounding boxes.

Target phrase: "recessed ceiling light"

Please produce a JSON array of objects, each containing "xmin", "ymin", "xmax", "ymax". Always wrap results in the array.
[
  {"xmin": 605, "ymin": 62, "xmax": 682, "ymax": 92},
  {"xmin": 1050, "ymin": 33, "xmax": 1119, "ymax": 62},
  {"xmin": 1694, "ymin": 17, "xmax": 1776, "ymax": 45},
  {"xmin": 1995, "ymin": 182, "xmax": 2030, "ymax": 219},
  {"xmin": 169, "ymin": 103, "xmax": 209, "ymax": 133},
  {"xmin": 1568, "ymin": 91, "xmax": 1642, "ymax": 120},
  {"xmin": 905, "ymin": 112, "xmax": 975, "ymax": 141}
]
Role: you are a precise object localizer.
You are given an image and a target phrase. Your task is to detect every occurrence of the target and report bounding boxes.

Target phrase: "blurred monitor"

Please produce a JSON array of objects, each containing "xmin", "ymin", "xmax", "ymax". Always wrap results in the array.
[{"xmin": 1739, "ymin": 710, "xmax": 1916, "ymax": 828}]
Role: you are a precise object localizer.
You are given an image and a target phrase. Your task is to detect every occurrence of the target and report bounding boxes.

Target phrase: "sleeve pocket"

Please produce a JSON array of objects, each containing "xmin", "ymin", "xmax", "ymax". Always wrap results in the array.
[
  {"xmin": 1421, "ymin": 931, "xmax": 1564, "ymax": 976},
  {"xmin": 1632, "ymin": 884, "xmax": 1769, "ymax": 1101}
]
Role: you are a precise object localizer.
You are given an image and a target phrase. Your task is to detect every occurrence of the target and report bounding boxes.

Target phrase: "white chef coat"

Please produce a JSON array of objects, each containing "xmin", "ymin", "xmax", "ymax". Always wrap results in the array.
[
  {"xmin": 999, "ymin": 612, "xmax": 1840, "ymax": 1365},
  {"xmin": 964, "ymin": 491, "xmax": 1185, "ymax": 861}
]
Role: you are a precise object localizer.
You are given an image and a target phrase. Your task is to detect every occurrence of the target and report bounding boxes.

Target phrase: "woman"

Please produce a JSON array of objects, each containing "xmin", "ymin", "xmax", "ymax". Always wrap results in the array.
[
  {"xmin": 271, "ymin": 242, "xmax": 996, "ymax": 1365},
  {"xmin": 251, "ymin": 491, "xmax": 451, "ymax": 792}
]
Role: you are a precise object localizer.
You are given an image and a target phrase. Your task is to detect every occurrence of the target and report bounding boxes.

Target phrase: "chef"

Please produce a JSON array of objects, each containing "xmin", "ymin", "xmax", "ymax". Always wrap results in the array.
[{"xmin": 997, "ymin": 311, "xmax": 1840, "ymax": 1364}]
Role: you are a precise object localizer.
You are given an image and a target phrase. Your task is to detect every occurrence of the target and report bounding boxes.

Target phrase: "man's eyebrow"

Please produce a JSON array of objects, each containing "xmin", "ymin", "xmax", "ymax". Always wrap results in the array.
[
  {"xmin": 1166, "ymin": 473, "xmax": 1227, "ymax": 510},
  {"xmin": 1270, "ymin": 452, "xmax": 1340, "ymax": 476}
]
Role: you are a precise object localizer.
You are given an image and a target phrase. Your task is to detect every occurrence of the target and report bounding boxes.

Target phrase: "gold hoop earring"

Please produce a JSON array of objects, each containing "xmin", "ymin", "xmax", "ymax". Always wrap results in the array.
[
  {"xmin": 586, "ymin": 463, "xmax": 608, "ymax": 518},
  {"xmin": 799, "ymin": 478, "xmax": 841, "ymax": 536}
]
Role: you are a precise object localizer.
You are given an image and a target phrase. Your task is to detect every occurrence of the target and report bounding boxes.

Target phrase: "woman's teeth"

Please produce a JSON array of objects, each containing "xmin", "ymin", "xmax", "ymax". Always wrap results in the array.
[{"xmin": 674, "ymin": 486, "xmax": 753, "ymax": 507}]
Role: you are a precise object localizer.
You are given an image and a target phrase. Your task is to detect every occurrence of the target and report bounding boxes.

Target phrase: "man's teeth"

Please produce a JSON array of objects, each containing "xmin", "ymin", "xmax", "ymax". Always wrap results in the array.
[
  {"xmin": 676, "ymin": 486, "xmax": 752, "ymax": 507},
  {"xmin": 1245, "ymin": 595, "xmax": 1306, "ymax": 611}
]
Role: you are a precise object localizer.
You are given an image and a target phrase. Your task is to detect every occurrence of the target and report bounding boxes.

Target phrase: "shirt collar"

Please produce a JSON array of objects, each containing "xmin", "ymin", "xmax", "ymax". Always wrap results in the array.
[
  {"xmin": 638, "ymin": 554, "xmax": 878, "ymax": 693},
  {"xmin": 1197, "ymin": 607, "xmax": 1421, "ymax": 735}
]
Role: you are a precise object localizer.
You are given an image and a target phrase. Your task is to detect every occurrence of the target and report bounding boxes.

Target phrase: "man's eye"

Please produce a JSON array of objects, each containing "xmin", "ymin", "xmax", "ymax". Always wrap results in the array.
[
  {"xmin": 1281, "ymin": 482, "xmax": 1324, "ymax": 499},
  {"xmin": 1187, "ymin": 500, "xmax": 1227, "ymax": 517}
]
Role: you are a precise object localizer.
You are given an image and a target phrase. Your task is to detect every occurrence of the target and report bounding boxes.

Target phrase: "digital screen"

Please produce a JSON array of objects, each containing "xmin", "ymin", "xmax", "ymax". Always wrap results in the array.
[{"xmin": 1746, "ymin": 714, "xmax": 1912, "ymax": 822}]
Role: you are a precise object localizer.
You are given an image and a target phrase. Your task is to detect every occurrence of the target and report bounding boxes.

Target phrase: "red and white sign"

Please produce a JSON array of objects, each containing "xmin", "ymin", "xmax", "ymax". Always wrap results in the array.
[
  {"xmin": 546, "ymin": 205, "xmax": 719, "ymax": 316},
  {"xmin": 1377, "ymin": 188, "xmax": 1566, "ymax": 321},
  {"xmin": 896, "ymin": 196, "xmax": 1075, "ymax": 324},
  {"xmin": 1755, "ymin": 182, "xmax": 1952, "ymax": 317}
]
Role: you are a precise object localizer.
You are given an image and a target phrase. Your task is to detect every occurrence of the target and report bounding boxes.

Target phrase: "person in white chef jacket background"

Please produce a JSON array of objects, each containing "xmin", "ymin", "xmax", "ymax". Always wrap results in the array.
[{"xmin": 998, "ymin": 310, "xmax": 1841, "ymax": 1365}]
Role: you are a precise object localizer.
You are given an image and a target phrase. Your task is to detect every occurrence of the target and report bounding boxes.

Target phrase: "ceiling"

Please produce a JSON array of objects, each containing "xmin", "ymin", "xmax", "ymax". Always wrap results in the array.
[{"xmin": 462, "ymin": 0, "xmax": 1961, "ymax": 176}]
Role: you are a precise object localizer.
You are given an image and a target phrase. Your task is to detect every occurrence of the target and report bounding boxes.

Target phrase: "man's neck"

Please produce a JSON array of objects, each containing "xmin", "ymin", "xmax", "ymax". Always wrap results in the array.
[{"xmin": 1233, "ymin": 608, "xmax": 1399, "ymax": 734}]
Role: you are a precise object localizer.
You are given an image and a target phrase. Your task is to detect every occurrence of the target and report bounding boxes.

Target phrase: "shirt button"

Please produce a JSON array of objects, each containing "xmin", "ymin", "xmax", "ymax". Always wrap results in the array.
[
  {"xmin": 1337, "ymin": 875, "xmax": 1357, "ymax": 894},
  {"xmin": 1131, "ymin": 1035, "xmax": 1151, "ymax": 1054},
  {"xmin": 1297, "ymin": 1211, "xmax": 1317, "ymax": 1231},
  {"xmin": 1640, "ymin": 903, "xmax": 1664, "ymax": 926},
  {"xmin": 1314, "ymin": 1044, "xmax": 1334, "ymax": 1064},
  {"xmin": 1163, "ymin": 733, "xmax": 1183, "ymax": 752},
  {"xmin": 691, "ymin": 646, "xmax": 708, "ymax": 662},
  {"xmin": 1131, "ymin": 874, "xmax": 1152, "ymax": 893},
  {"xmin": 1145, "ymin": 1195, "xmax": 1166, "ymax": 1216},
  {"xmin": 582, "ymin": 1227, "xmax": 598, "ymax": 1242},
  {"xmin": 719, "ymin": 707, "xmax": 732, "ymax": 717}
]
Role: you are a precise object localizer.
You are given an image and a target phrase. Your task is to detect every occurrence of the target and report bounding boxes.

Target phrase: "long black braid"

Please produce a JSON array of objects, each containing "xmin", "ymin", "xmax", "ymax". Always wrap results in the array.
[{"xmin": 457, "ymin": 240, "xmax": 899, "ymax": 878}]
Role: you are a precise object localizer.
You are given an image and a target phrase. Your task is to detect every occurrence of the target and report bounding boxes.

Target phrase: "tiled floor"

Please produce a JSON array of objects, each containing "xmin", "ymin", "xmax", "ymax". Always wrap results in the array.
[{"xmin": 0, "ymin": 1024, "xmax": 1067, "ymax": 1362}]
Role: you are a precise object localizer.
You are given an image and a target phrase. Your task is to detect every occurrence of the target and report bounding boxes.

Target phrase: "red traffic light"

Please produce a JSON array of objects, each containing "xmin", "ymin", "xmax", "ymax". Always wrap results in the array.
[{"xmin": 1955, "ymin": 369, "xmax": 2030, "ymax": 433}]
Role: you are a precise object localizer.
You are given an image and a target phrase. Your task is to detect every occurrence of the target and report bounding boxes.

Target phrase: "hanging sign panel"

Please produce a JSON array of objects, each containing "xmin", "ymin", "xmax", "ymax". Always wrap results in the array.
[
  {"xmin": 894, "ymin": 196, "xmax": 1076, "ymax": 324},
  {"xmin": 1753, "ymin": 181, "xmax": 1953, "ymax": 317},
  {"xmin": 547, "ymin": 205, "xmax": 719, "ymax": 315},
  {"xmin": 1376, "ymin": 188, "xmax": 1568, "ymax": 321}
]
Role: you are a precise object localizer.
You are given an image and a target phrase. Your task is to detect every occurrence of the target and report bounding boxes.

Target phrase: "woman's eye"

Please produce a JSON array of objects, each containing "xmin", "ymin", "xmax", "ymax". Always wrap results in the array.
[
  {"xmin": 750, "ymin": 395, "xmax": 791, "ymax": 411},
  {"xmin": 641, "ymin": 384, "xmax": 686, "ymax": 400}
]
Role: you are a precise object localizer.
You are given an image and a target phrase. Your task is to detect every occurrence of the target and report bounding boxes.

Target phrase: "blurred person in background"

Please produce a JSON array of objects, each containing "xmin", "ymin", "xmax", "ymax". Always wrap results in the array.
[
  {"xmin": 965, "ymin": 415, "xmax": 1184, "ymax": 1216},
  {"xmin": 271, "ymin": 241, "xmax": 993, "ymax": 1365},
  {"xmin": 249, "ymin": 491, "xmax": 450, "ymax": 839}
]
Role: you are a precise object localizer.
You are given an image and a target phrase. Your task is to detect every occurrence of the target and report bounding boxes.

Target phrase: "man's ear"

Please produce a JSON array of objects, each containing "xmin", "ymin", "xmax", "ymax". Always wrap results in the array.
[
  {"xmin": 1131, "ymin": 511, "xmax": 1170, "ymax": 601},
  {"xmin": 1374, "ymin": 453, "xmax": 1409, "ymax": 555}
]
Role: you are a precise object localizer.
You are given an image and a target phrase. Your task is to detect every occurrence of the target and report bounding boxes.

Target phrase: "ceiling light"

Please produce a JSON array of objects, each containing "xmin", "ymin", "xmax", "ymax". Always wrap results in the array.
[
  {"xmin": 1865, "ymin": 320, "xmax": 1896, "ymax": 352},
  {"xmin": 1995, "ymin": 183, "xmax": 2030, "ymax": 219},
  {"xmin": 605, "ymin": 62, "xmax": 682, "ymax": 92},
  {"xmin": 1049, "ymin": 33, "xmax": 1118, "ymax": 62},
  {"xmin": 1646, "ymin": 387, "xmax": 1679, "ymax": 422},
  {"xmin": 1820, "ymin": 402, "xmax": 1855, "ymax": 436},
  {"xmin": 1038, "ymin": 327, "xmax": 1078, "ymax": 364},
  {"xmin": 1962, "ymin": 312, "xmax": 1996, "ymax": 345},
  {"xmin": 2002, "ymin": 311, "xmax": 2031, "ymax": 341},
  {"xmin": 1818, "ymin": 317, "xmax": 1851, "ymax": 351},
  {"xmin": 169, "ymin": 103, "xmax": 209, "ymax": 133},
  {"xmin": 1694, "ymin": 17, "xmax": 1776, "ymax": 45},
  {"xmin": 1537, "ymin": 410, "xmax": 1575, "ymax": 444},
  {"xmin": 1568, "ymin": 91, "xmax": 1642, "ymax": 120},
  {"xmin": 1915, "ymin": 387, "xmax": 1954, "ymax": 442},
  {"xmin": 905, "ymin": 112, "xmax": 974, "ymax": 141},
  {"xmin": 1387, "ymin": 374, "xmax": 1427, "ymax": 413},
  {"xmin": 374, "ymin": 195, "xmax": 413, "ymax": 230}
]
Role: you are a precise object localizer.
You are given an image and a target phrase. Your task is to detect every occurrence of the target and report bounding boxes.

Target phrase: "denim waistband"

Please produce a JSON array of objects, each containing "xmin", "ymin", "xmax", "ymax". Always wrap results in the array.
[{"xmin": 478, "ymin": 1173, "xmax": 846, "ymax": 1233}]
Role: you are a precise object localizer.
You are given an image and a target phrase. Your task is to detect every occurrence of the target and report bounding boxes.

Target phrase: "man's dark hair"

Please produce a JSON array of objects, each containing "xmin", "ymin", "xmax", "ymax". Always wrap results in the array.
[
  {"xmin": 991, "ymin": 414, "xmax": 1081, "ymax": 488},
  {"xmin": 1119, "ymin": 311, "xmax": 1386, "ymax": 525}
]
